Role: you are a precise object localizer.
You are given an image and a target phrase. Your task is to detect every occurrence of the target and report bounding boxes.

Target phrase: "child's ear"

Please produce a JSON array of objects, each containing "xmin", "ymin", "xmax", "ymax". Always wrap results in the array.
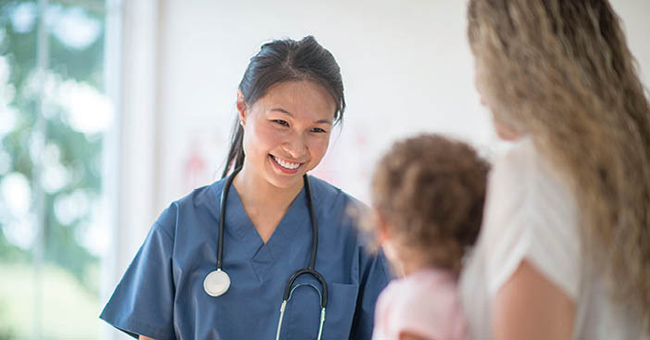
[{"xmin": 374, "ymin": 210, "xmax": 391, "ymax": 244}]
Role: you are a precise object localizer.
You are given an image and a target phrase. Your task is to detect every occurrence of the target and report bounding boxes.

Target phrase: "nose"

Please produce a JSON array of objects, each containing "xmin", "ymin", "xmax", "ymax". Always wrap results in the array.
[{"xmin": 282, "ymin": 132, "xmax": 308, "ymax": 159}]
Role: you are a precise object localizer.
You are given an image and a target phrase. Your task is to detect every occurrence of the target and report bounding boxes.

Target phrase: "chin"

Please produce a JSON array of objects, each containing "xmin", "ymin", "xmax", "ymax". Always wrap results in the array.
[{"xmin": 266, "ymin": 170, "xmax": 307, "ymax": 189}]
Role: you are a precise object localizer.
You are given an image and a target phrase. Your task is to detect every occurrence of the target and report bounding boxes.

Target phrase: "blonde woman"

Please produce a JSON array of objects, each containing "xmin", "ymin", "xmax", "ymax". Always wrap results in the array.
[{"xmin": 460, "ymin": 0, "xmax": 650, "ymax": 339}]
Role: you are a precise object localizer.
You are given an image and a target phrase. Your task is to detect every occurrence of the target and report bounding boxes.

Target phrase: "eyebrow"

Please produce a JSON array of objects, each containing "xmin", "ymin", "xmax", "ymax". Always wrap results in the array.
[{"xmin": 270, "ymin": 107, "xmax": 333, "ymax": 125}]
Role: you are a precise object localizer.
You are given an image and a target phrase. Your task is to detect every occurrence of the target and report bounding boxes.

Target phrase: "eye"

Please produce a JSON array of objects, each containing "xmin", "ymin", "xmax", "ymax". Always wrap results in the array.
[
  {"xmin": 272, "ymin": 120, "xmax": 289, "ymax": 127},
  {"xmin": 311, "ymin": 127, "xmax": 327, "ymax": 133}
]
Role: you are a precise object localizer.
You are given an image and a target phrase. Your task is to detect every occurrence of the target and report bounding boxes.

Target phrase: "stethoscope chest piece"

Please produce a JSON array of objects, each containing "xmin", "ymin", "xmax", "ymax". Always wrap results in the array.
[{"xmin": 204, "ymin": 269, "xmax": 231, "ymax": 297}]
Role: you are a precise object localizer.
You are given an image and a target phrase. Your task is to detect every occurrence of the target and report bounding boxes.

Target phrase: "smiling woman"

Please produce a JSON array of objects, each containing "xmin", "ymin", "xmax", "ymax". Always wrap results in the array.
[{"xmin": 100, "ymin": 36, "xmax": 390, "ymax": 340}]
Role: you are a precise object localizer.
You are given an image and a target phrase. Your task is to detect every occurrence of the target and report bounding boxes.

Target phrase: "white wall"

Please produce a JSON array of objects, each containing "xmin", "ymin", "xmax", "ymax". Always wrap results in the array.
[
  {"xmin": 153, "ymin": 0, "xmax": 650, "ymax": 212},
  {"xmin": 611, "ymin": 0, "xmax": 650, "ymax": 83}
]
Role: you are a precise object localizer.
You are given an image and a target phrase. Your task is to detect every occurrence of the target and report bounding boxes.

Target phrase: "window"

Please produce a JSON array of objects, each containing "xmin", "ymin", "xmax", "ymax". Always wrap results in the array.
[{"xmin": 0, "ymin": 0, "xmax": 117, "ymax": 338}]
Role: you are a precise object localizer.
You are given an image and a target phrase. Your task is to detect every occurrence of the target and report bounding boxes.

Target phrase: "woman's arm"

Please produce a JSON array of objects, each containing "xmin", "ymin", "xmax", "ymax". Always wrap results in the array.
[
  {"xmin": 139, "ymin": 336, "xmax": 154, "ymax": 340},
  {"xmin": 493, "ymin": 260, "xmax": 575, "ymax": 340}
]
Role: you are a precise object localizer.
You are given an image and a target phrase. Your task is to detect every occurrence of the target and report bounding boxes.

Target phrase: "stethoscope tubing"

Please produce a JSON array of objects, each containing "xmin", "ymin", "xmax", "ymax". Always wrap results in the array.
[
  {"xmin": 217, "ymin": 168, "xmax": 329, "ymax": 308},
  {"xmin": 304, "ymin": 175, "xmax": 318, "ymax": 271},
  {"xmin": 216, "ymin": 171, "xmax": 231, "ymax": 271}
]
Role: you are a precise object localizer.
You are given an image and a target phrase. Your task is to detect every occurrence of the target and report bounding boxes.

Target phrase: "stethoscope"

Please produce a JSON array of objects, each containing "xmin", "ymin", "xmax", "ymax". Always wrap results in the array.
[{"xmin": 203, "ymin": 168, "xmax": 328, "ymax": 340}]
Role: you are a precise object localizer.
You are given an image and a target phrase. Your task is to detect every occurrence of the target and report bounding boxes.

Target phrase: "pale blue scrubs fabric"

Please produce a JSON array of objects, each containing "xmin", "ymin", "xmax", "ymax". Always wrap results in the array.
[{"xmin": 100, "ymin": 176, "xmax": 391, "ymax": 339}]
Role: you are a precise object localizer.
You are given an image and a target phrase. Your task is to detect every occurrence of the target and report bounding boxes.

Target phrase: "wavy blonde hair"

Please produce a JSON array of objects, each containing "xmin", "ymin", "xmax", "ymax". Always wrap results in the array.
[{"xmin": 468, "ymin": 0, "xmax": 650, "ymax": 332}]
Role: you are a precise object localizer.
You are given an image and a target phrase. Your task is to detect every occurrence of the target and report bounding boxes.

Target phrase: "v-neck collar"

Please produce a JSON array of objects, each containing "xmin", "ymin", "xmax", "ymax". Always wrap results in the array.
[{"xmin": 224, "ymin": 180, "xmax": 311, "ymax": 274}]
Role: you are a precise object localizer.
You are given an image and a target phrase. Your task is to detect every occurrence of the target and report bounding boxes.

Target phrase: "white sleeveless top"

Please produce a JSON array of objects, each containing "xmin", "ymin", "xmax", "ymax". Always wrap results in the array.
[{"xmin": 459, "ymin": 138, "xmax": 644, "ymax": 339}]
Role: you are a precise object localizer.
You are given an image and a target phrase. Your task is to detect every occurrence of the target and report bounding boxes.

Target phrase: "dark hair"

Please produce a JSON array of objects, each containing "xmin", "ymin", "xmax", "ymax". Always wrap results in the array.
[
  {"xmin": 221, "ymin": 36, "xmax": 346, "ymax": 178},
  {"xmin": 370, "ymin": 134, "xmax": 490, "ymax": 274}
]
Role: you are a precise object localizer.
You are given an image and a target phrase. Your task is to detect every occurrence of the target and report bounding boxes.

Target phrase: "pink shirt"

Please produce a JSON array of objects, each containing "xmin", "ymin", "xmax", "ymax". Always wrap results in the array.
[{"xmin": 372, "ymin": 269, "xmax": 468, "ymax": 340}]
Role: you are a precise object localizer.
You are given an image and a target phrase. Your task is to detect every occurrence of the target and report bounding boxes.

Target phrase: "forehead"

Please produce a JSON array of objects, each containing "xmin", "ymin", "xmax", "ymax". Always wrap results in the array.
[{"xmin": 253, "ymin": 80, "xmax": 337, "ymax": 120}]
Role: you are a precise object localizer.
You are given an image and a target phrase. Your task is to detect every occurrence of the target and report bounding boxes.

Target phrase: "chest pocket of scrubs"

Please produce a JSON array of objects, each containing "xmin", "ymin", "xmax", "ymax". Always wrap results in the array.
[{"xmin": 282, "ymin": 282, "xmax": 359, "ymax": 339}]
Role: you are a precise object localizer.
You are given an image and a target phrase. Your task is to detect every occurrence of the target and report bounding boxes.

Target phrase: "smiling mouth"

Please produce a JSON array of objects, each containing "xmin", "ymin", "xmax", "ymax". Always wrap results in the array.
[{"xmin": 270, "ymin": 155, "xmax": 303, "ymax": 171}]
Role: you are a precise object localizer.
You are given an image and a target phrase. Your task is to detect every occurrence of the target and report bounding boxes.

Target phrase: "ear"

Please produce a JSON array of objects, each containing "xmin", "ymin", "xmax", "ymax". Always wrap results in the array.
[
  {"xmin": 236, "ymin": 90, "xmax": 247, "ymax": 126},
  {"xmin": 374, "ymin": 210, "xmax": 392, "ymax": 245}
]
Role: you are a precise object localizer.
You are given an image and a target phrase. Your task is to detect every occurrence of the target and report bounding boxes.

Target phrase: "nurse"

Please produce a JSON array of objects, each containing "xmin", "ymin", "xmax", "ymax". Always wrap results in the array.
[{"xmin": 100, "ymin": 36, "xmax": 391, "ymax": 339}]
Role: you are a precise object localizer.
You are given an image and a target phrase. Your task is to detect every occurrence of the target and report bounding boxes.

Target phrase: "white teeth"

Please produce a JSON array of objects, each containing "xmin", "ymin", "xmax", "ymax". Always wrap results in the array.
[{"xmin": 273, "ymin": 156, "xmax": 301, "ymax": 170}]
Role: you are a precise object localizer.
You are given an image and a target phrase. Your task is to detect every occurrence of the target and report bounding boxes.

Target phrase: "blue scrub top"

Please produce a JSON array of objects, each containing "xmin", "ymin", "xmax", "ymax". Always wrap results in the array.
[{"xmin": 100, "ymin": 176, "xmax": 391, "ymax": 339}]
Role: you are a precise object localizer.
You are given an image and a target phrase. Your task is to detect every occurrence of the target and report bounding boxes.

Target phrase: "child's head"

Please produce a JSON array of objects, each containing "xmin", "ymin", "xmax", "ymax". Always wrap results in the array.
[{"xmin": 370, "ymin": 134, "xmax": 490, "ymax": 275}]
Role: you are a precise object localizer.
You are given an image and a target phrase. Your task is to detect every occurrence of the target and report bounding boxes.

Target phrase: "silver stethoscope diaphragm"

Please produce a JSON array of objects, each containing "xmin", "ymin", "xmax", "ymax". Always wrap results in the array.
[{"xmin": 203, "ymin": 269, "xmax": 231, "ymax": 297}]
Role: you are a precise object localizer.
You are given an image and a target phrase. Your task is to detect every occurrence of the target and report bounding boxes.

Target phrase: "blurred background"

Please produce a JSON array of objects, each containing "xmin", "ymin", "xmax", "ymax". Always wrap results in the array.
[{"xmin": 0, "ymin": 0, "xmax": 647, "ymax": 339}]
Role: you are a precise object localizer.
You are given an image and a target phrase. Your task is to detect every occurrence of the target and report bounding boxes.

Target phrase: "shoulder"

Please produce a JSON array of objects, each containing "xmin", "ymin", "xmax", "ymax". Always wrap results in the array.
[
  {"xmin": 489, "ymin": 138, "xmax": 535, "ymax": 189},
  {"xmin": 307, "ymin": 175, "xmax": 367, "ymax": 216},
  {"xmin": 307, "ymin": 176, "xmax": 382, "ymax": 260},
  {"xmin": 399, "ymin": 270, "xmax": 462, "ymax": 310},
  {"xmin": 482, "ymin": 138, "xmax": 582, "ymax": 298},
  {"xmin": 490, "ymin": 138, "xmax": 570, "ymax": 202},
  {"xmin": 379, "ymin": 270, "xmax": 467, "ymax": 338},
  {"xmin": 492, "ymin": 137, "xmax": 578, "ymax": 220},
  {"xmin": 486, "ymin": 137, "xmax": 578, "ymax": 231},
  {"xmin": 154, "ymin": 178, "xmax": 227, "ymax": 238},
  {"xmin": 307, "ymin": 176, "xmax": 361, "ymax": 204},
  {"xmin": 380, "ymin": 271, "xmax": 461, "ymax": 317}
]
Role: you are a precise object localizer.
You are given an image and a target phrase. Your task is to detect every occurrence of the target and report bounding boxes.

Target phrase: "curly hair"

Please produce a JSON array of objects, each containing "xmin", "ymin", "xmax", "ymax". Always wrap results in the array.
[
  {"xmin": 468, "ymin": 0, "xmax": 650, "ymax": 332},
  {"xmin": 370, "ymin": 134, "xmax": 490, "ymax": 275}
]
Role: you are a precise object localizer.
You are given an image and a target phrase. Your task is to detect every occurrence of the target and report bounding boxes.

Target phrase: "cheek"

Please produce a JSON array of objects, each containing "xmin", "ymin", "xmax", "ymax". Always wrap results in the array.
[
  {"xmin": 308, "ymin": 136, "xmax": 330, "ymax": 159},
  {"xmin": 495, "ymin": 121, "xmax": 521, "ymax": 141},
  {"xmin": 475, "ymin": 79, "xmax": 490, "ymax": 108},
  {"xmin": 246, "ymin": 123, "xmax": 281, "ymax": 153},
  {"xmin": 479, "ymin": 94, "xmax": 488, "ymax": 107}
]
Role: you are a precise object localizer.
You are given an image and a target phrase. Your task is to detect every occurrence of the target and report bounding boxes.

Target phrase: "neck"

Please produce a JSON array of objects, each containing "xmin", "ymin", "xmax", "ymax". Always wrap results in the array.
[
  {"xmin": 401, "ymin": 261, "xmax": 427, "ymax": 277},
  {"xmin": 388, "ymin": 246, "xmax": 429, "ymax": 277},
  {"xmin": 232, "ymin": 163, "xmax": 304, "ymax": 212}
]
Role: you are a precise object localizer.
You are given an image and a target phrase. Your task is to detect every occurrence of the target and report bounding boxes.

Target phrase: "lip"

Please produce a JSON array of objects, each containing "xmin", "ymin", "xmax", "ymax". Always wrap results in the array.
[{"xmin": 269, "ymin": 154, "xmax": 303, "ymax": 174}]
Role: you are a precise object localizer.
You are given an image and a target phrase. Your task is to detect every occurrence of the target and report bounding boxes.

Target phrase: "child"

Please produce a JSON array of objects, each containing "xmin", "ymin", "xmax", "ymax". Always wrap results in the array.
[{"xmin": 367, "ymin": 134, "xmax": 489, "ymax": 340}]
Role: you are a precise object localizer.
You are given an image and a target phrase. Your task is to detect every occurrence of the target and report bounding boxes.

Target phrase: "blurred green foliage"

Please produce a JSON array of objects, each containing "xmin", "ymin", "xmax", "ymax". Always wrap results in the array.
[{"xmin": 0, "ymin": 0, "xmax": 107, "ymax": 337}]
